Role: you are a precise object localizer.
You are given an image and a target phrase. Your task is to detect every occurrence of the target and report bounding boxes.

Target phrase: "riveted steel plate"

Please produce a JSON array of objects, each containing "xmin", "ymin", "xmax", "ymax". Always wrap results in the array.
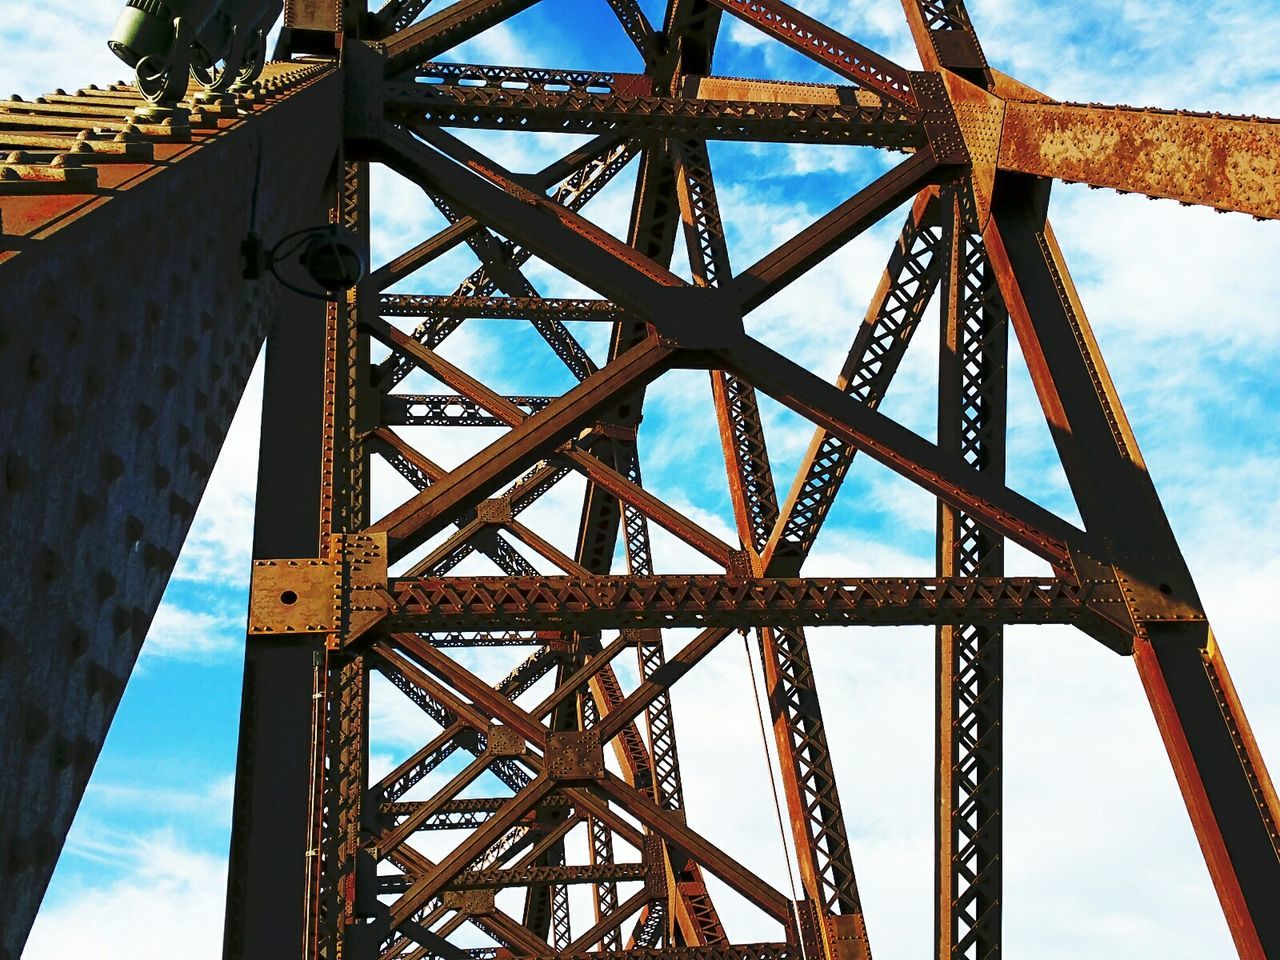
[{"xmin": 249, "ymin": 559, "xmax": 337, "ymax": 634}]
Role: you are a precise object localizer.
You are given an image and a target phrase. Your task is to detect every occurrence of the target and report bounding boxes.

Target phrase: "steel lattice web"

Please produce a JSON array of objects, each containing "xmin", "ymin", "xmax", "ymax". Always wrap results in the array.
[{"xmin": 1, "ymin": 2, "xmax": 1278, "ymax": 960}]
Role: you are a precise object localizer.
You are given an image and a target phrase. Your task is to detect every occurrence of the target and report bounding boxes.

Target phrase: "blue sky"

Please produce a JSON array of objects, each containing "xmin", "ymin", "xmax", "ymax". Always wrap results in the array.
[{"xmin": 4, "ymin": 1, "xmax": 1280, "ymax": 957}]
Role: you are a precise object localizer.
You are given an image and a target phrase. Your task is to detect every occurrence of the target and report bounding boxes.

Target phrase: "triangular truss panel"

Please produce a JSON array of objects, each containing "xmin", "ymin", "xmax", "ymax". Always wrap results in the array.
[{"xmin": 1, "ymin": 1, "xmax": 1278, "ymax": 959}]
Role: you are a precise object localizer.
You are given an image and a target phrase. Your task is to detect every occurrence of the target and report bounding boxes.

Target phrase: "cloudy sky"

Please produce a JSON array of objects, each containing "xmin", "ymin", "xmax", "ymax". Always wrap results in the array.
[{"xmin": 4, "ymin": 1, "xmax": 1280, "ymax": 957}]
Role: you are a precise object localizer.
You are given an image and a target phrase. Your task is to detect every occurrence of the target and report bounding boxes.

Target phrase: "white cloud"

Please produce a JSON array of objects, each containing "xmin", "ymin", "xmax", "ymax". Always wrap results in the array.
[
  {"xmin": 25, "ymin": 829, "xmax": 228, "ymax": 960},
  {"xmin": 141, "ymin": 603, "xmax": 242, "ymax": 662},
  {"xmin": 0, "ymin": 7, "xmax": 124, "ymax": 100},
  {"xmin": 84, "ymin": 776, "xmax": 237, "ymax": 819}
]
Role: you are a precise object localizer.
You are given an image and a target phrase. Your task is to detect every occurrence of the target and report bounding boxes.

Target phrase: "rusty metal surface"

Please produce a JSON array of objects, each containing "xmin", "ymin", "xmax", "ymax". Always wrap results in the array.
[
  {"xmin": 998, "ymin": 100, "xmax": 1280, "ymax": 219},
  {"xmin": 935, "ymin": 184, "xmax": 1009, "ymax": 959},
  {"xmin": 707, "ymin": 0, "xmax": 917, "ymax": 109},
  {"xmin": 2, "ymin": 1, "xmax": 1279, "ymax": 958},
  {"xmin": 385, "ymin": 73, "xmax": 927, "ymax": 147},
  {"xmin": 0, "ymin": 60, "xmax": 339, "ymax": 959},
  {"xmin": 0, "ymin": 62, "xmax": 327, "ymax": 246},
  {"xmin": 1135, "ymin": 625, "xmax": 1280, "ymax": 959},
  {"xmin": 286, "ymin": 0, "xmax": 344, "ymax": 31},
  {"xmin": 366, "ymin": 574, "xmax": 1109, "ymax": 631}
]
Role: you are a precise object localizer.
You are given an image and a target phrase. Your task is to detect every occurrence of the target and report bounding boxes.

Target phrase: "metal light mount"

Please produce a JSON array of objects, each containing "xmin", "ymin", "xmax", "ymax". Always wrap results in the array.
[
  {"xmin": 226, "ymin": 8, "xmax": 280, "ymax": 92},
  {"xmin": 108, "ymin": 0, "xmax": 218, "ymax": 106},
  {"xmin": 191, "ymin": 0, "xmax": 283, "ymax": 94},
  {"xmin": 242, "ymin": 224, "xmax": 367, "ymax": 301},
  {"xmin": 107, "ymin": 0, "xmax": 282, "ymax": 106}
]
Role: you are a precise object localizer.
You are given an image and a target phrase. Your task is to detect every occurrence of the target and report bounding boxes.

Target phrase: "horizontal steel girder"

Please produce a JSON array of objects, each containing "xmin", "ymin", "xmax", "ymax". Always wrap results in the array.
[
  {"xmin": 385, "ymin": 79, "xmax": 927, "ymax": 147},
  {"xmin": 996, "ymin": 99, "xmax": 1280, "ymax": 220},
  {"xmin": 365, "ymin": 46, "xmax": 1280, "ymax": 218},
  {"xmin": 366, "ymin": 575, "xmax": 1117, "ymax": 631},
  {"xmin": 380, "ymin": 294, "xmax": 624, "ymax": 322}
]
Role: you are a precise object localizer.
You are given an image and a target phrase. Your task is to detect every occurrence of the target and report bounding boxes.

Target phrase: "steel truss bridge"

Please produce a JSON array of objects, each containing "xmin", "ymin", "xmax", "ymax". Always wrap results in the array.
[{"xmin": 1, "ymin": 1, "xmax": 1278, "ymax": 958}]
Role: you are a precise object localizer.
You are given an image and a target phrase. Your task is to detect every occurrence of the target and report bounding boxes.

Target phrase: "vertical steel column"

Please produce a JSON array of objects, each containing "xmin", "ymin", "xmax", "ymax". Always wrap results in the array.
[
  {"xmin": 223, "ymin": 196, "xmax": 334, "ymax": 959},
  {"xmin": 614, "ymin": 439, "xmax": 728, "ymax": 947},
  {"xmin": 1134, "ymin": 623, "xmax": 1280, "ymax": 960},
  {"xmin": 581, "ymin": 689, "xmax": 624, "ymax": 951},
  {"xmin": 672, "ymin": 135, "xmax": 871, "ymax": 958},
  {"xmin": 935, "ymin": 187, "xmax": 1008, "ymax": 960},
  {"xmin": 291, "ymin": 158, "xmax": 375, "ymax": 959},
  {"xmin": 983, "ymin": 172, "xmax": 1280, "ymax": 959},
  {"xmin": 522, "ymin": 653, "xmax": 581, "ymax": 946},
  {"xmin": 901, "ymin": 0, "xmax": 990, "ymax": 85}
]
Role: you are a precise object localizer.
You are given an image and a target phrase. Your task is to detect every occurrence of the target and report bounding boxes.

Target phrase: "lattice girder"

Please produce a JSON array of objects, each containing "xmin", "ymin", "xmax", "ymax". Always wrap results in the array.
[{"xmin": 3, "ymin": 1, "xmax": 1279, "ymax": 959}]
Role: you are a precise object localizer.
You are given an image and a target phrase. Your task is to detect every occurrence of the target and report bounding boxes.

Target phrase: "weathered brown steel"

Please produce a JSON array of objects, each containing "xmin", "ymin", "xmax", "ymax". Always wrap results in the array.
[
  {"xmin": 935, "ymin": 184, "xmax": 1010, "ymax": 960},
  {"xmin": 997, "ymin": 101, "xmax": 1280, "ymax": 220},
  {"xmin": 385, "ymin": 72, "xmax": 927, "ymax": 147},
  {"xmin": 350, "ymin": 574, "xmax": 1109, "ymax": 631},
  {"xmin": 2, "ymin": 1, "xmax": 1279, "ymax": 959}
]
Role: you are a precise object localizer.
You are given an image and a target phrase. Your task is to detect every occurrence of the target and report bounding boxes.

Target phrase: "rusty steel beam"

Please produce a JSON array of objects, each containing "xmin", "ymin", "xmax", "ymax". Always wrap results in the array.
[
  {"xmin": 382, "ymin": 394, "xmax": 554, "ymax": 427},
  {"xmin": 934, "ymin": 186, "xmax": 1009, "ymax": 960},
  {"xmin": 376, "ymin": 122, "xmax": 683, "ymax": 315},
  {"xmin": 314, "ymin": 162, "xmax": 374, "ymax": 956},
  {"xmin": 370, "ymin": 0, "xmax": 436, "ymax": 37},
  {"xmin": 720, "ymin": 336, "xmax": 1086, "ymax": 567},
  {"xmin": 996, "ymin": 101, "xmax": 1280, "ymax": 219},
  {"xmin": 365, "ymin": 426, "xmax": 553, "ymax": 582},
  {"xmin": 380, "ymin": 295, "xmax": 623, "ymax": 322},
  {"xmin": 605, "ymin": 0, "xmax": 657, "ymax": 61},
  {"xmin": 375, "ymin": 645, "xmax": 560, "ymax": 803},
  {"xmin": 1135, "ymin": 624, "xmax": 1280, "ymax": 959},
  {"xmin": 399, "ymin": 466, "xmax": 572, "ymax": 579},
  {"xmin": 383, "ymin": 0, "xmax": 543, "ymax": 73},
  {"xmin": 585, "ymin": 777, "xmax": 794, "ymax": 924},
  {"xmin": 983, "ymin": 174, "xmax": 1195, "ymax": 611},
  {"xmin": 707, "ymin": 0, "xmax": 917, "ymax": 109},
  {"xmin": 371, "ymin": 575, "xmax": 1107, "ymax": 631},
  {"xmin": 419, "ymin": 181, "xmax": 598, "ymax": 383},
  {"xmin": 731, "ymin": 151, "xmax": 945, "ymax": 313},
  {"xmin": 765, "ymin": 191, "xmax": 945, "ymax": 573},
  {"xmin": 448, "ymin": 860, "xmax": 650, "ymax": 891},
  {"xmin": 687, "ymin": 76, "xmax": 876, "ymax": 107},
  {"xmin": 386, "ymin": 78, "xmax": 926, "ymax": 147},
  {"xmin": 368, "ymin": 133, "xmax": 637, "ymax": 296},
  {"xmin": 901, "ymin": 0, "xmax": 990, "ymax": 82},
  {"xmin": 983, "ymin": 172, "xmax": 1280, "ymax": 955},
  {"xmin": 434, "ymin": 947, "xmax": 794, "ymax": 960},
  {"xmin": 369, "ymin": 335, "xmax": 676, "ymax": 561},
  {"xmin": 579, "ymin": 692, "xmax": 624, "ymax": 950}
]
